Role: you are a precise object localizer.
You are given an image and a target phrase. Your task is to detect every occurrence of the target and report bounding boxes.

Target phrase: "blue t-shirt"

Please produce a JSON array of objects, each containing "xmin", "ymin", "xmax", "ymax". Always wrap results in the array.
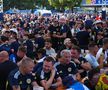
[{"xmin": 67, "ymin": 82, "xmax": 89, "ymax": 90}]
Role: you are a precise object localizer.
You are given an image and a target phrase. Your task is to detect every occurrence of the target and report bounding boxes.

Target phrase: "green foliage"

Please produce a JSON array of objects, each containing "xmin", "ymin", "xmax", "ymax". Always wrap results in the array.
[
  {"xmin": 34, "ymin": 0, "xmax": 50, "ymax": 9},
  {"xmin": 48, "ymin": 0, "xmax": 82, "ymax": 11},
  {"xmin": 3, "ymin": 0, "xmax": 82, "ymax": 11},
  {"xmin": 3, "ymin": 0, "xmax": 35, "ymax": 11}
]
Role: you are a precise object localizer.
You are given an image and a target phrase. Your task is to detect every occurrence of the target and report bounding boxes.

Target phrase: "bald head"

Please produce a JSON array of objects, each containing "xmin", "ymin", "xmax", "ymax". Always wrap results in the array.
[{"xmin": 0, "ymin": 51, "xmax": 9, "ymax": 63}]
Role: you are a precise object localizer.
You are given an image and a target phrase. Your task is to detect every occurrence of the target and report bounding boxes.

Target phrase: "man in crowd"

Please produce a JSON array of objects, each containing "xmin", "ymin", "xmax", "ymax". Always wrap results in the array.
[
  {"xmin": 96, "ymin": 38, "xmax": 108, "ymax": 67},
  {"xmin": 44, "ymin": 39, "xmax": 56, "ymax": 57},
  {"xmin": 0, "ymin": 51, "xmax": 17, "ymax": 90},
  {"xmin": 36, "ymin": 56, "xmax": 62, "ymax": 90},
  {"xmin": 56, "ymin": 49, "xmax": 78, "ymax": 80},
  {"xmin": 0, "ymin": 36, "xmax": 11, "ymax": 54},
  {"xmin": 85, "ymin": 42, "xmax": 100, "ymax": 69},
  {"xmin": 71, "ymin": 46, "xmax": 91, "ymax": 71},
  {"xmin": 10, "ymin": 45, "xmax": 27, "ymax": 64},
  {"xmin": 8, "ymin": 57, "xmax": 39, "ymax": 90}
]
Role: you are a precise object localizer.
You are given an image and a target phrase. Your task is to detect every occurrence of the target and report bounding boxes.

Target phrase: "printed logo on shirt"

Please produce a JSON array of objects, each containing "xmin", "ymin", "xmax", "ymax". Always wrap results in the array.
[
  {"xmin": 59, "ymin": 70, "xmax": 63, "ymax": 74},
  {"xmin": 26, "ymin": 79, "xmax": 31, "ymax": 84},
  {"xmin": 68, "ymin": 67, "xmax": 72, "ymax": 72},
  {"xmin": 19, "ymin": 81, "xmax": 22, "ymax": 85}
]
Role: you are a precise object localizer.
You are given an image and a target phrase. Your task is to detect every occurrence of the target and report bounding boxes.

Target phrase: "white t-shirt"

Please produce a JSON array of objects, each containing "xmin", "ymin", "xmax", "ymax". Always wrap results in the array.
[
  {"xmin": 46, "ymin": 48, "xmax": 57, "ymax": 57},
  {"xmin": 85, "ymin": 53, "xmax": 99, "ymax": 68},
  {"xmin": 96, "ymin": 48, "xmax": 108, "ymax": 63}
]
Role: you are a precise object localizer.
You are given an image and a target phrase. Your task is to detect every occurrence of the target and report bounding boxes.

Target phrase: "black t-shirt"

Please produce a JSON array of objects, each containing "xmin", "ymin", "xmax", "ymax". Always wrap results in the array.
[
  {"xmin": 36, "ymin": 68, "xmax": 59, "ymax": 86},
  {"xmin": 0, "ymin": 60, "xmax": 18, "ymax": 90},
  {"xmin": 56, "ymin": 61, "xmax": 78, "ymax": 80},
  {"xmin": 49, "ymin": 25, "xmax": 61, "ymax": 51},
  {"xmin": 76, "ymin": 57, "xmax": 88, "ymax": 70},
  {"xmin": 16, "ymin": 55, "xmax": 23, "ymax": 63},
  {"xmin": 23, "ymin": 40, "xmax": 33, "ymax": 54},
  {"xmin": 48, "ymin": 24, "xmax": 56, "ymax": 33},
  {"xmin": 76, "ymin": 31, "xmax": 90, "ymax": 49},
  {"xmin": 10, "ymin": 41, "xmax": 20, "ymax": 54}
]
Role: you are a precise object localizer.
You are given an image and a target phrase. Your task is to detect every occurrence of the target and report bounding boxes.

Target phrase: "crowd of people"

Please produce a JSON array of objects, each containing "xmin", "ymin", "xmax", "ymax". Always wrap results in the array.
[{"xmin": 0, "ymin": 13, "xmax": 108, "ymax": 90}]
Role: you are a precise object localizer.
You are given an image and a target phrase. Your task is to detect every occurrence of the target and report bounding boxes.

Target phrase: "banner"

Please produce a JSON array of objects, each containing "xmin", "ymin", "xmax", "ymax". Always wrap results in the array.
[
  {"xmin": 82, "ymin": 0, "xmax": 108, "ymax": 5},
  {"xmin": 86, "ymin": 0, "xmax": 91, "ymax": 4}
]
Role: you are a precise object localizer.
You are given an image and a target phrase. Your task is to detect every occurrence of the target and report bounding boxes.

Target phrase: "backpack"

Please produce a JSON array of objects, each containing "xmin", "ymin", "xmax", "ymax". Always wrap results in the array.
[{"xmin": 96, "ymin": 74, "xmax": 108, "ymax": 90}]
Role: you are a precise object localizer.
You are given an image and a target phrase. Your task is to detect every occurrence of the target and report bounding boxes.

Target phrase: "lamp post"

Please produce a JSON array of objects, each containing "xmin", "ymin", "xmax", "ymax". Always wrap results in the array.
[{"xmin": 0, "ymin": 0, "xmax": 3, "ymax": 13}]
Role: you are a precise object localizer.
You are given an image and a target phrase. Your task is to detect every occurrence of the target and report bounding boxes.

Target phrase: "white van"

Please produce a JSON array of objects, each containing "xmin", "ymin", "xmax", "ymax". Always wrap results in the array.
[{"xmin": 34, "ymin": 9, "xmax": 52, "ymax": 17}]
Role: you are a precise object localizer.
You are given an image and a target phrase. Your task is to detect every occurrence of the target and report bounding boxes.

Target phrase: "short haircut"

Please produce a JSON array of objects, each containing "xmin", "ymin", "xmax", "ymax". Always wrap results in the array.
[
  {"xmin": 18, "ymin": 45, "xmax": 27, "ymax": 53},
  {"xmin": 88, "ymin": 42, "xmax": 97, "ymax": 48},
  {"xmin": 0, "ymin": 50, "xmax": 9, "ymax": 58},
  {"xmin": 37, "ymin": 48, "xmax": 46, "ymax": 55},
  {"xmin": 4, "ymin": 31, "xmax": 10, "ymax": 33},
  {"xmin": 0, "ymin": 36, "xmax": 9, "ymax": 42},
  {"xmin": 10, "ymin": 31, "xmax": 17, "ymax": 35},
  {"xmin": 60, "ymin": 49, "xmax": 71, "ymax": 57},
  {"xmin": 103, "ymin": 38, "xmax": 108, "ymax": 45},
  {"xmin": 44, "ymin": 56, "xmax": 55, "ymax": 65},
  {"xmin": 45, "ymin": 39, "xmax": 52, "ymax": 43},
  {"xmin": 71, "ymin": 45, "xmax": 81, "ymax": 53},
  {"xmin": 21, "ymin": 57, "xmax": 34, "ymax": 66}
]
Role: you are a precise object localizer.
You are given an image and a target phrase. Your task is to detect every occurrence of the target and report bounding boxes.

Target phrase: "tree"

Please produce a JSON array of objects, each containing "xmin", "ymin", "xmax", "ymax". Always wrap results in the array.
[
  {"xmin": 65, "ymin": 0, "xmax": 82, "ymax": 11},
  {"xmin": 48, "ymin": 0, "xmax": 82, "ymax": 11},
  {"xmin": 34, "ymin": 0, "xmax": 50, "ymax": 9},
  {"xmin": 48, "ymin": 0, "xmax": 65, "ymax": 11},
  {"xmin": 3, "ymin": 0, "xmax": 35, "ymax": 11},
  {"xmin": 3, "ymin": 0, "xmax": 82, "ymax": 11}
]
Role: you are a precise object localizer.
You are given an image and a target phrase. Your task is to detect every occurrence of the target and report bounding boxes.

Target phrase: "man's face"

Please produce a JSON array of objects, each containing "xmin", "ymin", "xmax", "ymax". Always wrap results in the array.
[
  {"xmin": 45, "ymin": 42, "xmax": 52, "ymax": 49},
  {"xmin": 94, "ymin": 45, "xmax": 99, "ymax": 54},
  {"xmin": 4, "ymin": 32, "xmax": 11, "ymax": 37},
  {"xmin": 61, "ymin": 52, "xmax": 71, "ymax": 64},
  {"xmin": 71, "ymin": 49, "xmax": 79, "ymax": 59},
  {"xmin": 43, "ymin": 61, "xmax": 53, "ymax": 73},
  {"xmin": 66, "ymin": 41, "xmax": 72, "ymax": 48},
  {"xmin": 24, "ymin": 62, "xmax": 34, "ymax": 74},
  {"xmin": 17, "ymin": 50, "xmax": 25, "ymax": 58}
]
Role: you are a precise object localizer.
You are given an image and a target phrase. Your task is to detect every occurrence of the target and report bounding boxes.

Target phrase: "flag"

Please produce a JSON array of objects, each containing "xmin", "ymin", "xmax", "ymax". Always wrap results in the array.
[
  {"xmin": 86, "ymin": 0, "xmax": 91, "ymax": 4},
  {"xmin": 91, "ymin": 0, "xmax": 96, "ymax": 4}
]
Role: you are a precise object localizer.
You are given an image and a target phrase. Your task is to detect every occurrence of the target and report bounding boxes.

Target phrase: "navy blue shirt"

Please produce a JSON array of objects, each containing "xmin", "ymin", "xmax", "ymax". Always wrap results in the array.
[
  {"xmin": 33, "ymin": 62, "xmax": 43, "ymax": 73},
  {"xmin": 0, "ymin": 44, "xmax": 11, "ymax": 54},
  {"xmin": 36, "ymin": 67, "xmax": 60, "ymax": 86},
  {"xmin": 10, "ymin": 41, "xmax": 20, "ymax": 54},
  {"xmin": 8, "ymin": 69, "xmax": 36, "ymax": 90},
  {"xmin": 76, "ymin": 57, "xmax": 88, "ymax": 70},
  {"xmin": 56, "ymin": 61, "xmax": 78, "ymax": 79}
]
